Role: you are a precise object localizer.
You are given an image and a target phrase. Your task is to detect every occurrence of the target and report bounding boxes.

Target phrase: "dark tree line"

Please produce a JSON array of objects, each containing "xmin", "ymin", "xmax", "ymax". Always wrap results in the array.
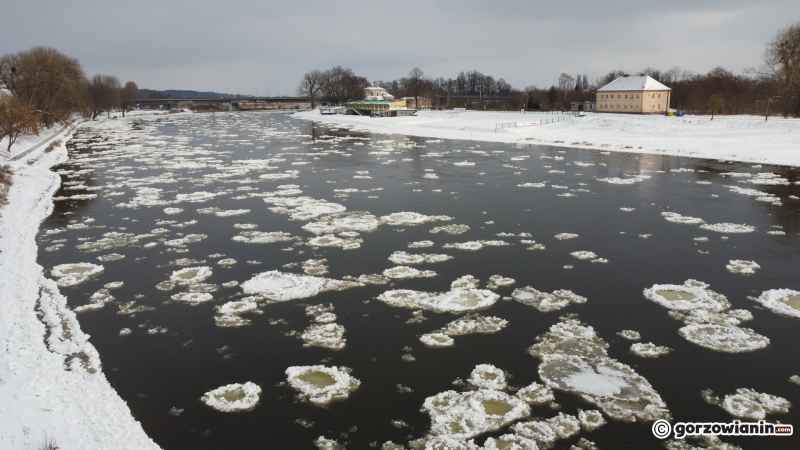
[{"xmin": 0, "ymin": 47, "xmax": 140, "ymax": 153}]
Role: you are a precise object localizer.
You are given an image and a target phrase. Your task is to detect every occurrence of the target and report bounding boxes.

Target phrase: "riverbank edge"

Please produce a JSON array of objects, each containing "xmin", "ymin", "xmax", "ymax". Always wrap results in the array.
[{"xmin": 0, "ymin": 124, "xmax": 160, "ymax": 449}]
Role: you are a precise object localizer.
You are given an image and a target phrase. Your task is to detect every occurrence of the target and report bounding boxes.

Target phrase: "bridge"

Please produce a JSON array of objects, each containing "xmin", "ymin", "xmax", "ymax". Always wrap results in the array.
[{"xmin": 133, "ymin": 96, "xmax": 316, "ymax": 105}]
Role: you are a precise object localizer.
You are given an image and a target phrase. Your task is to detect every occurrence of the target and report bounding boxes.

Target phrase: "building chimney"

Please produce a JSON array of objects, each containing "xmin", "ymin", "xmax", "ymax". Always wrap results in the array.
[{"xmin": 374, "ymin": 80, "xmax": 381, "ymax": 88}]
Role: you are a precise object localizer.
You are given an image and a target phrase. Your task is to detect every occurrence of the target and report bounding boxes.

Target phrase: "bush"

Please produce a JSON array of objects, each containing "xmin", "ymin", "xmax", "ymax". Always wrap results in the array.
[
  {"xmin": 0, "ymin": 164, "xmax": 13, "ymax": 208},
  {"xmin": 45, "ymin": 139, "xmax": 62, "ymax": 153}
]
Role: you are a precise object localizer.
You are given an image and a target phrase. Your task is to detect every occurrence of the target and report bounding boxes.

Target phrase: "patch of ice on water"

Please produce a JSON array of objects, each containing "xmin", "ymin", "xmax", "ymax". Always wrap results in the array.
[
  {"xmin": 299, "ymin": 259, "xmax": 329, "ymax": 276},
  {"xmin": 467, "ymin": 364, "xmax": 508, "ymax": 390},
  {"xmin": 516, "ymin": 382, "xmax": 555, "ymax": 405},
  {"xmin": 630, "ymin": 342, "xmax": 672, "ymax": 358},
  {"xmin": 175, "ymin": 191, "xmax": 218, "ymax": 203},
  {"xmin": 512, "ymin": 287, "xmax": 587, "ymax": 312},
  {"xmin": 163, "ymin": 207, "xmax": 183, "ymax": 215},
  {"xmin": 750, "ymin": 289, "xmax": 800, "ymax": 319},
  {"xmin": 661, "ymin": 212, "xmax": 705, "ymax": 225},
  {"xmin": 679, "ymin": 324, "xmax": 768, "ymax": 353},
  {"xmin": 241, "ymin": 271, "xmax": 362, "ymax": 303},
  {"xmin": 215, "ymin": 209, "xmax": 250, "ymax": 217},
  {"xmin": 380, "ymin": 211, "xmax": 452, "ymax": 226},
  {"xmin": 408, "ymin": 240, "xmax": 435, "ymax": 248},
  {"xmin": 430, "ymin": 224, "xmax": 470, "ymax": 235},
  {"xmin": 307, "ymin": 234, "xmax": 362, "ymax": 250},
  {"xmin": 164, "ymin": 233, "xmax": 207, "ymax": 248},
  {"xmin": 596, "ymin": 175, "xmax": 651, "ymax": 185},
  {"xmin": 554, "ymin": 233, "xmax": 578, "ymax": 240},
  {"xmin": 442, "ymin": 240, "xmax": 509, "ymax": 251},
  {"xmin": 528, "ymin": 319, "xmax": 670, "ymax": 423},
  {"xmin": 170, "ymin": 292, "xmax": 214, "ymax": 304},
  {"xmin": 51, "ymin": 263, "xmax": 104, "ymax": 287},
  {"xmin": 233, "ymin": 223, "xmax": 258, "ymax": 229},
  {"xmin": 726, "ymin": 260, "xmax": 760, "ymax": 275},
  {"xmin": 263, "ymin": 196, "xmax": 346, "ymax": 221},
  {"xmin": 285, "ymin": 365, "xmax": 360, "ymax": 406},
  {"xmin": 74, "ymin": 289, "xmax": 116, "ymax": 313},
  {"xmin": 620, "ymin": 207, "xmax": 635, "ymax": 212},
  {"xmin": 570, "ymin": 251, "xmax": 597, "ymax": 260},
  {"xmin": 201, "ymin": 382, "xmax": 261, "ymax": 412},
  {"xmin": 388, "ymin": 251, "xmax": 453, "ymax": 265},
  {"xmin": 703, "ymin": 388, "xmax": 791, "ymax": 420},
  {"xmin": 743, "ymin": 173, "xmax": 790, "ymax": 186},
  {"xmin": 232, "ymin": 231, "xmax": 295, "ymax": 244},
  {"xmin": 578, "ymin": 409, "xmax": 606, "ymax": 432},
  {"xmin": 487, "ymin": 275, "xmax": 515, "ymax": 289},
  {"xmin": 617, "ymin": 330, "xmax": 641, "ymax": 341},
  {"xmin": 517, "ymin": 182, "xmax": 547, "ymax": 188},
  {"xmin": 451, "ymin": 275, "xmax": 480, "ymax": 289},
  {"xmin": 214, "ymin": 297, "xmax": 263, "ymax": 328},
  {"xmin": 378, "ymin": 281, "xmax": 499, "ymax": 314},
  {"xmin": 96, "ymin": 253, "xmax": 125, "ymax": 262},
  {"xmin": 302, "ymin": 212, "xmax": 380, "ymax": 235},
  {"xmin": 169, "ymin": 266, "xmax": 212, "ymax": 285},
  {"xmin": 301, "ymin": 323, "xmax": 346, "ymax": 350},
  {"xmin": 420, "ymin": 314, "xmax": 508, "ymax": 348},
  {"xmin": 643, "ymin": 279, "xmax": 730, "ymax": 312},
  {"xmin": 510, "ymin": 413, "xmax": 582, "ymax": 447},
  {"xmin": 699, "ymin": 223, "xmax": 756, "ymax": 233},
  {"xmin": 382, "ymin": 266, "xmax": 438, "ymax": 279}
]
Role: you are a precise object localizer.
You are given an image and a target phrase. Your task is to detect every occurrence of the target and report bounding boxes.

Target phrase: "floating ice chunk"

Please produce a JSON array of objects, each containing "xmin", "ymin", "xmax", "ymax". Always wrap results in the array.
[
  {"xmin": 454, "ymin": 161, "xmax": 475, "ymax": 167},
  {"xmin": 694, "ymin": 237, "xmax": 709, "ymax": 242},
  {"xmin": 421, "ymin": 388, "xmax": 530, "ymax": 440},
  {"xmin": 487, "ymin": 275, "xmax": 515, "ymax": 289},
  {"xmin": 259, "ymin": 171, "xmax": 300, "ymax": 181},
  {"xmin": 96, "ymin": 253, "xmax": 125, "ymax": 262},
  {"xmin": 516, "ymin": 382, "xmax": 555, "ymax": 405},
  {"xmin": 423, "ymin": 173, "xmax": 439, "ymax": 179},
  {"xmin": 119, "ymin": 328, "xmax": 132, "ymax": 336},
  {"xmin": 233, "ymin": 223, "xmax": 258, "ymax": 229},
  {"xmin": 104, "ymin": 281, "xmax": 123, "ymax": 289},
  {"xmin": 442, "ymin": 240, "xmax": 509, "ymax": 251},
  {"xmin": 744, "ymin": 173, "xmax": 790, "ymax": 185},
  {"xmin": 302, "ymin": 212, "xmax": 380, "ymax": 235},
  {"xmin": 175, "ymin": 191, "xmax": 218, "ymax": 203},
  {"xmin": 436, "ymin": 314, "xmax": 508, "ymax": 339},
  {"xmin": 307, "ymin": 234, "xmax": 362, "ymax": 250},
  {"xmin": 790, "ymin": 375, "xmax": 800, "ymax": 386},
  {"xmin": 51, "ymin": 263, "xmax": 104, "ymax": 287},
  {"xmin": 661, "ymin": 212, "xmax": 705, "ymax": 225},
  {"xmin": 380, "ymin": 211, "xmax": 452, "ymax": 226},
  {"xmin": 285, "ymin": 365, "xmax": 360, "ymax": 406},
  {"xmin": 617, "ymin": 330, "xmax": 641, "ymax": 341},
  {"xmin": 578, "ymin": 409, "xmax": 606, "ymax": 431},
  {"xmin": 232, "ymin": 231, "xmax": 295, "ymax": 244},
  {"xmin": 170, "ymin": 292, "xmax": 214, "ymax": 304},
  {"xmin": 699, "ymin": 223, "xmax": 756, "ymax": 233},
  {"xmin": 408, "ymin": 240, "xmax": 435, "ymax": 248},
  {"xmin": 620, "ymin": 207, "xmax": 635, "ymax": 212},
  {"xmin": 430, "ymin": 224, "xmax": 470, "ymax": 235},
  {"xmin": 750, "ymin": 289, "xmax": 800, "ymax": 319},
  {"xmin": 378, "ymin": 282, "xmax": 499, "ymax": 313},
  {"xmin": 382, "ymin": 266, "xmax": 438, "ymax": 279},
  {"xmin": 725, "ymin": 260, "xmax": 760, "ymax": 275},
  {"xmin": 512, "ymin": 287, "xmax": 586, "ymax": 313},
  {"xmin": 214, "ymin": 298, "xmax": 262, "ymax": 328},
  {"xmin": 451, "ymin": 275, "xmax": 479, "ymax": 289},
  {"xmin": 678, "ymin": 324, "xmax": 768, "ymax": 353},
  {"xmin": 468, "ymin": 364, "xmax": 507, "ymax": 390},
  {"xmin": 241, "ymin": 271, "xmax": 361, "ymax": 303},
  {"xmin": 482, "ymin": 434, "xmax": 538, "ymax": 450},
  {"xmin": 215, "ymin": 209, "xmax": 250, "ymax": 217},
  {"xmin": 554, "ymin": 233, "xmax": 578, "ymax": 240},
  {"xmin": 388, "ymin": 251, "xmax": 453, "ymax": 265},
  {"xmin": 301, "ymin": 323, "xmax": 346, "ymax": 350},
  {"xmin": 201, "ymin": 382, "xmax": 261, "ymax": 412},
  {"xmin": 570, "ymin": 251, "xmax": 597, "ymax": 260},
  {"xmin": 597, "ymin": 175, "xmax": 651, "ymax": 185},
  {"xmin": 643, "ymin": 280, "xmax": 730, "ymax": 312},
  {"xmin": 346, "ymin": 274, "xmax": 390, "ymax": 285},
  {"xmin": 419, "ymin": 333, "xmax": 455, "ymax": 348},
  {"xmin": 528, "ymin": 319, "xmax": 670, "ymax": 423},
  {"xmin": 169, "ymin": 266, "xmax": 212, "ymax": 285},
  {"xmin": 630, "ymin": 342, "xmax": 672, "ymax": 358},
  {"xmin": 264, "ymin": 196, "xmax": 346, "ymax": 220},
  {"xmin": 163, "ymin": 207, "xmax": 183, "ymax": 215},
  {"xmin": 517, "ymin": 182, "xmax": 546, "ymax": 188},
  {"xmin": 164, "ymin": 233, "xmax": 207, "ymax": 247},
  {"xmin": 705, "ymin": 388, "xmax": 792, "ymax": 420},
  {"xmin": 300, "ymin": 259, "xmax": 329, "ymax": 276}
]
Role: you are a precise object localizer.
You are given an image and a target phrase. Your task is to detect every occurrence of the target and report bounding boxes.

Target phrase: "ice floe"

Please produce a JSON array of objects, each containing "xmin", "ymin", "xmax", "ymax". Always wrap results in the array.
[
  {"xmin": 554, "ymin": 233, "xmax": 578, "ymax": 241},
  {"xmin": 596, "ymin": 175, "xmax": 651, "ymax": 185},
  {"xmin": 302, "ymin": 212, "xmax": 380, "ymax": 234},
  {"xmin": 487, "ymin": 275, "xmax": 515, "ymax": 289},
  {"xmin": 725, "ymin": 260, "xmax": 760, "ymax": 275},
  {"xmin": 442, "ymin": 240, "xmax": 509, "ymax": 251},
  {"xmin": 699, "ymin": 223, "xmax": 756, "ymax": 233},
  {"xmin": 420, "ymin": 314, "xmax": 508, "ymax": 348},
  {"xmin": 301, "ymin": 323, "xmax": 346, "ymax": 350},
  {"xmin": 241, "ymin": 271, "xmax": 361, "ymax": 303},
  {"xmin": 515, "ymin": 382, "xmax": 555, "ymax": 406},
  {"xmin": 378, "ymin": 279, "xmax": 500, "ymax": 313},
  {"xmin": 214, "ymin": 297, "xmax": 263, "ymax": 327},
  {"xmin": 467, "ymin": 364, "xmax": 508, "ymax": 390},
  {"xmin": 388, "ymin": 251, "xmax": 453, "ymax": 265},
  {"xmin": 703, "ymin": 388, "xmax": 791, "ymax": 420},
  {"xmin": 661, "ymin": 212, "xmax": 706, "ymax": 225},
  {"xmin": 528, "ymin": 319, "xmax": 670, "ymax": 423},
  {"xmin": 617, "ymin": 330, "xmax": 641, "ymax": 341},
  {"xmin": 512, "ymin": 287, "xmax": 587, "ymax": 313},
  {"xmin": 643, "ymin": 280, "xmax": 730, "ymax": 312},
  {"xmin": 408, "ymin": 240, "xmax": 435, "ymax": 248},
  {"xmin": 307, "ymin": 234, "xmax": 362, "ymax": 250},
  {"xmin": 169, "ymin": 266, "xmax": 213, "ymax": 285},
  {"xmin": 285, "ymin": 365, "xmax": 360, "ymax": 406},
  {"xmin": 51, "ymin": 263, "xmax": 104, "ymax": 287},
  {"xmin": 382, "ymin": 266, "xmax": 438, "ymax": 279},
  {"xmin": 232, "ymin": 231, "xmax": 295, "ymax": 244},
  {"xmin": 679, "ymin": 324, "xmax": 768, "ymax": 353},
  {"xmin": 430, "ymin": 224, "xmax": 470, "ymax": 235},
  {"xmin": 201, "ymin": 382, "xmax": 261, "ymax": 412},
  {"xmin": 380, "ymin": 211, "xmax": 452, "ymax": 226},
  {"xmin": 750, "ymin": 289, "xmax": 800, "ymax": 319},
  {"xmin": 629, "ymin": 342, "xmax": 672, "ymax": 358}
]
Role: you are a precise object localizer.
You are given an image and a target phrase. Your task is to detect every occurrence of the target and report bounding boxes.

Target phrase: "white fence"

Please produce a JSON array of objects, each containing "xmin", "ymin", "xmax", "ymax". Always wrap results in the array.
[{"xmin": 495, "ymin": 111, "xmax": 580, "ymax": 132}]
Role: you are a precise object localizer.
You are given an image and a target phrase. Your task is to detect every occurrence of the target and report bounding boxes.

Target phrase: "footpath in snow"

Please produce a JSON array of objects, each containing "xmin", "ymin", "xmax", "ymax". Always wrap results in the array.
[
  {"xmin": 293, "ymin": 109, "xmax": 800, "ymax": 168},
  {"xmin": 0, "ymin": 122, "xmax": 159, "ymax": 449}
]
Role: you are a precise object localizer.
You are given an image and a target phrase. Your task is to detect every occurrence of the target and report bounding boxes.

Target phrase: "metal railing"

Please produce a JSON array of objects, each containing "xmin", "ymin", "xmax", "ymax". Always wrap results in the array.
[{"xmin": 495, "ymin": 111, "xmax": 580, "ymax": 131}]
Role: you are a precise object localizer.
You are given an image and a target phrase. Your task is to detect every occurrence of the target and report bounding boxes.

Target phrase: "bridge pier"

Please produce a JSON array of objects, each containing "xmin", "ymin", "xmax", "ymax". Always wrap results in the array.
[{"xmin": 229, "ymin": 102, "xmax": 240, "ymax": 111}]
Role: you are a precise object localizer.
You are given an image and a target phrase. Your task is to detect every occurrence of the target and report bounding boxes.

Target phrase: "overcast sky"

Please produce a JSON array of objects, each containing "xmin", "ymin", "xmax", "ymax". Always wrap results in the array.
[{"xmin": 3, "ymin": 1, "xmax": 798, "ymax": 95}]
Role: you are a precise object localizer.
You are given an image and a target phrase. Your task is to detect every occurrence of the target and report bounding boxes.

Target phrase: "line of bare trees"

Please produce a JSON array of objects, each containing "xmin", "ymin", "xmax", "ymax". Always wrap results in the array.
[
  {"xmin": 297, "ymin": 66, "xmax": 369, "ymax": 108},
  {"xmin": 0, "ymin": 46, "xmax": 140, "ymax": 153}
]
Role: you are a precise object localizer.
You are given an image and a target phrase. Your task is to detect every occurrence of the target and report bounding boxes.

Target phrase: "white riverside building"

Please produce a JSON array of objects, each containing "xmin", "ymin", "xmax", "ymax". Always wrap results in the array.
[{"xmin": 596, "ymin": 75, "xmax": 671, "ymax": 114}]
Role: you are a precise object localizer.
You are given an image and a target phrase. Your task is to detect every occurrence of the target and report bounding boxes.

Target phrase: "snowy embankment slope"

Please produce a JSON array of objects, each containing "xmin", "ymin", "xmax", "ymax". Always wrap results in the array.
[
  {"xmin": 293, "ymin": 109, "xmax": 800, "ymax": 167},
  {"xmin": 0, "ymin": 126, "xmax": 159, "ymax": 449}
]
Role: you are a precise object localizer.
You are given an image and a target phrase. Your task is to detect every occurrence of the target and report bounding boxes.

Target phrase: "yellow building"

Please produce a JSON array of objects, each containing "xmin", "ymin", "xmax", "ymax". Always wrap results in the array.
[{"xmin": 596, "ymin": 75, "xmax": 670, "ymax": 114}]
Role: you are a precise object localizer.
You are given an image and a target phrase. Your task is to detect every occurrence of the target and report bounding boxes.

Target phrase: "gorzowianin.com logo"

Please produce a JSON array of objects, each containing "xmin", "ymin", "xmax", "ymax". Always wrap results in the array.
[{"xmin": 652, "ymin": 419, "xmax": 793, "ymax": 440}]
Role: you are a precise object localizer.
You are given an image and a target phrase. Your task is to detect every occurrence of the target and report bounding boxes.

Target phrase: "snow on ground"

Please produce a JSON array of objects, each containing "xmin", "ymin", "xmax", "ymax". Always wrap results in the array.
[
  {"xmin": 293, "ymin": 109, "xmax": 800, "ymax": 167},
  {"xmin": 0, "ymin": 124, "xmax": 159, "ymax": 449}
]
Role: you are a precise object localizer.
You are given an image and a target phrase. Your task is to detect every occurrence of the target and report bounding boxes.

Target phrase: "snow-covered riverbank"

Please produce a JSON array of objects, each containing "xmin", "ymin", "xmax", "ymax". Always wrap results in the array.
[
  {"xmin": 0, "ymin": 125, "xmax": 159, "ymax": 449},
  {"xmin": 293, "ymin": 109, "xmax": 800, "ymax": 167}
]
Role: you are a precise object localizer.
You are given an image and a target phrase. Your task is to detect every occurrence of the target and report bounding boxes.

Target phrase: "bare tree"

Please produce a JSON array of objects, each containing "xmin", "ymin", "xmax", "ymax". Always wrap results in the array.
[
  {"xmin": 407, "ymin": 67, "xmax": 425, "ymax": 110},
  {"xmin": 0, "ymin": 91, "xmax": 38, "ymax": 153},
  {"xmin": 297, "ymin": 70, "xmax": 324, "ymax": 108},
  {"xmin": 558, "ymin": 73, "xmax": 575, "ymax": 102},
  {"xmin": 85, "ymin": 74, "xmax": 121, "ymax": 120},
  {"xmin": 0, "ymin": 47, "xmax": 86, "ymax": 128},
  {"xmin": 757, "ymin": 21, "xmax": 800, "ymax": 116},
  {"xmin": 120, "ymin": 81, "xmax": 139, "ymax": 117}
]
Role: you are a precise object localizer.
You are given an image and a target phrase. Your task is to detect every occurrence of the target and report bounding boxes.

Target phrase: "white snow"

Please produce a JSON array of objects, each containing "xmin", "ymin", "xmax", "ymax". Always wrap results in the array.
[
  {"xmin": 751, "ymin": 289, "xmax": 800, "ymax": 319},
  {"xmin": 294, "ymin": 110, "xmax": 800, "ymax": 167}
]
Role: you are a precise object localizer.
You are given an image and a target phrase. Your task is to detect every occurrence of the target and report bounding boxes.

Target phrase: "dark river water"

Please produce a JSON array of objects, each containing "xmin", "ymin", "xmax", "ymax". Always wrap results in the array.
[{"xmin": 36, "ymin": 111, "xmax": 800, "ymax": 449}]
